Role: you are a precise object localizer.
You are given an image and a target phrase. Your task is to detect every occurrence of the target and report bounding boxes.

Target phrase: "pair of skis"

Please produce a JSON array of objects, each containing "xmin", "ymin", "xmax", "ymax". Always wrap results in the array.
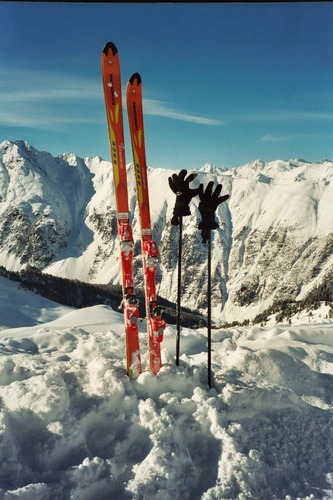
[{"xmin": 101, "ymin": 41, "xmax": 165, "ymax": 379}]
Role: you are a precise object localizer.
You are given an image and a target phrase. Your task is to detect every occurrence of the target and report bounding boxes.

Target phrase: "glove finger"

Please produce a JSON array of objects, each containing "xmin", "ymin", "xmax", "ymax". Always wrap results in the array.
[
  {"xmin": 213, "ymin": 184, "xmax": 222, "ymax": 198},
  {"xmin": 217, "ymin": 194, "xmax": 230, "ymax": 204},
  {"xmin": 168, "ymin": 177, "xmax": 174, "ymax": 190},
  {"xmin": 179, "ymin": 170, "xmax": 187, "ymax": 184},
  {"xmin": 170, "ymin": 174, "xmax": 180, "ymax": 192},
  {"xmin": 185, "ymin": 172, "xmax": 197, "ymax": 185},
  {"xmin": 205, "ymin": 181, "xmax": 214, "ymax": 198}
]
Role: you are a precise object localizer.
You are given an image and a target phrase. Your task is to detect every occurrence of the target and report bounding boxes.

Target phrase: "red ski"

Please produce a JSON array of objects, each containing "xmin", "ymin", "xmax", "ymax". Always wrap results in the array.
[
  {"xmin": 101, "ymin": 42, "xmax": 142, "ymax": 379},
  {"xmin": 126, "ymin": 72, "xmax": 166, "ymax": 375}
]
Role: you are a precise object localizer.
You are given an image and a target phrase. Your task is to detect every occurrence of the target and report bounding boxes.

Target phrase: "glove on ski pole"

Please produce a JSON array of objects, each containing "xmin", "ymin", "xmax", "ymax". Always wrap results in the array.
[
  {"xmin": 198, "ymin": 181, "xmax": 229, "ymax": 243},
  {"xmin": 168, "ymin": 169, "xmax": 199, "ymax": 226}
]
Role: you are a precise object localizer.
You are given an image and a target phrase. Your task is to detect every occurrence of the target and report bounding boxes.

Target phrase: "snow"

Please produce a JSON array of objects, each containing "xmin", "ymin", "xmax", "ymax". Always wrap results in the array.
[
  {"xmin": 0, "ymin": 276, "xmax": 73, "ymax": 329},
  {"xmin": 0, "ymin": 278, "xmax": 333, "ymax": 499}
]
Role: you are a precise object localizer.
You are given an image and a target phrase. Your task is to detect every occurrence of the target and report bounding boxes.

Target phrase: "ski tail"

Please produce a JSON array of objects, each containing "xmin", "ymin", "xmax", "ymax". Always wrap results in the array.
[
  {"xmin": 126, "ymin": 72, "xmax": 166, "ymax": 375},
  {"xmin": 102, "ymin": 43, "xmax": 142, "ymax": 379}
]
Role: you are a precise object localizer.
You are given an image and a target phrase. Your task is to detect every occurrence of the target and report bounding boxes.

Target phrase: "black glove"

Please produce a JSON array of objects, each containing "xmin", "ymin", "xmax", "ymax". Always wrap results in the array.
[
  {"xmin": 168, "ymin": 169, "xmax": 199, "ymax": 226},
  {"xmin": 198, "ymin": 181, "xmax": 229, "ymax": 243}
]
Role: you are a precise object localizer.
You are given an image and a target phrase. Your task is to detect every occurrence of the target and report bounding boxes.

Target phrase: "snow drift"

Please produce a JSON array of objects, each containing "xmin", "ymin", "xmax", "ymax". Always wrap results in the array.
[{"xmin": 0, "ymin": 278, "xmax": 333, "ymax": 498}]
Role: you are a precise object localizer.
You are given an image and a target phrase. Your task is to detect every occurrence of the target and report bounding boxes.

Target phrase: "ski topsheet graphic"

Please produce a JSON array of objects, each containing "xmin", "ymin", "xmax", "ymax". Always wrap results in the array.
[
  {"xmin": 101, "ymin": 42, "xmax": 142, "ymax": 378},
  {"xmin": 126, "ymin": 73, "xmax": 165, "ymax": 375}
]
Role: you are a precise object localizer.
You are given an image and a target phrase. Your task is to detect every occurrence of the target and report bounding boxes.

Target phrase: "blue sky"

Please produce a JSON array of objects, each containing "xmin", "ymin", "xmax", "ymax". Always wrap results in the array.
[{"xmin": 1, "ymin": 2, "xmax": 332, "ymax": 170}]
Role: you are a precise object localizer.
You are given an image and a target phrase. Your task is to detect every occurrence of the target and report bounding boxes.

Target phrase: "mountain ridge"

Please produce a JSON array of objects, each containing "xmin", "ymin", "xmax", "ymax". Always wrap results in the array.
[{"xmin": 0, "ymin": 139, "xmax": 332, "ymax": 324}]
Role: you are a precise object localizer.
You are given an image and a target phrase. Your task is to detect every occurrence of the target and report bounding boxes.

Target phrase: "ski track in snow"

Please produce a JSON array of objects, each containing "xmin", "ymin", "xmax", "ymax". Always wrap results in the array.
[{"xmin": 0, "ymin": 284, "xmax": 332, "ymax": 499}]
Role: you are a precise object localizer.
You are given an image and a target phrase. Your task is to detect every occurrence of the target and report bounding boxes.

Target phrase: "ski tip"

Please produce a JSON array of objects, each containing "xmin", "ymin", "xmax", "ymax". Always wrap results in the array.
[
  {"xmin": 103, "ymin": 42, "xmax": 118, "ymax": 57},
  {"xmin": 129, "ymin": 73, "xmax": 142, "ymax": 86}
]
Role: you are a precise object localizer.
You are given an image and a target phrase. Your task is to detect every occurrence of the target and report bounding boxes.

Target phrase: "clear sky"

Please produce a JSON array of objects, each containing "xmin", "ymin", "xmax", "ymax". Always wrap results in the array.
[{"xmin": 1, "ymin": 2, "xmax": 333, "ymax": 170}]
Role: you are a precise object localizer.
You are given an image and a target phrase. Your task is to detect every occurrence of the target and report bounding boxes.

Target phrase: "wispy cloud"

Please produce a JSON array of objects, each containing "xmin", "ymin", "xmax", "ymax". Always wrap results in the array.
[
  {"xmin": 260, "ymin": 134, "xmax": 293, "ymax": 143},
  {"xmin": 1, "ymin": 68, "xmax": 101, "ymax": 101},
  {"xmin": 0, "ymin": 67, "xmax": 224, "ymax": 130},
  {"xmin": 0, "ymin": 111, "xmax": 100, "ymax": 129},
  {"xmin": 260, "ymin": 132, "xmax": 333, "ymax": 143},
  {"xmin": 0, "ymin": 88, "xmax": 100, "ymax": 102},
  {"xmin": 0, "ymin": 68, "xmax": 101, "ymax": 130},
  {"xmin": 143, "ymin": 98, "xmax": 224, "ymax": 126},
  {"xmin": 235, "ymin": 110, "xmax": 333, "ymax": 122}
]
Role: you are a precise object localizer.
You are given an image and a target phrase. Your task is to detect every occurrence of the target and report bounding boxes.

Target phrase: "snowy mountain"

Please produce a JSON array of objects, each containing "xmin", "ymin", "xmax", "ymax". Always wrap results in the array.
[
  {"xmin": 0, "ymin": 277, "xmax": 333, "ymax": 498},
  {"xmin": 0, "ymin": 140, "xmax": 332, "ymax": 324}
]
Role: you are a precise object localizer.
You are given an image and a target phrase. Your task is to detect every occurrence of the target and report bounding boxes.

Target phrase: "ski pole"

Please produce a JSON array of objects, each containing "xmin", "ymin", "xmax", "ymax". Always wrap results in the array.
[
  {"xmin": 197, "ymin": 181, "xmax": 230, "ymax": 388},
  {"xmin": 207, "ymin": 230, "xmax": 212, "ymax": 388},
  {"xmin": 168, "ymin": 170, "xmax": 199, "ymax": 366},
  {"xmin": 176, "ymin": 216, "xmax": 183, "ymax": 366}
]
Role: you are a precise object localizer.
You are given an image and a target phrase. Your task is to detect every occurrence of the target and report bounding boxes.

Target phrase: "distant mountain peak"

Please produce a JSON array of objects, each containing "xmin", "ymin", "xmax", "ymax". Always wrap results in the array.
[
  {"xmin": 199, "ymin": 163, "xmax": 227, "ymax": 175},
  {"xmin": 0, "ymin": 140, "xmax": 333, "ymax": 323}
]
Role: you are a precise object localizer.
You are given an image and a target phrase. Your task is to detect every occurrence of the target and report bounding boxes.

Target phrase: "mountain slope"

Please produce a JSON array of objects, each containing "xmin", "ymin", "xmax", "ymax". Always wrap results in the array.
[{"xmin": 0, "ymin": 140, "xmax": 332, "ymax": 323}]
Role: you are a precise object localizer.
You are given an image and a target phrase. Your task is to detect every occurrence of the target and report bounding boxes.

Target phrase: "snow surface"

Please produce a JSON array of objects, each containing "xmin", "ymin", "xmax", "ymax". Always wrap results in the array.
[
  {"xmin": 0, "ymin": 279, "xmax": 333, "ymax": 499},
  {"xmin": 0, "ymin": 276, "xmax": 73, "ymax": 330}
]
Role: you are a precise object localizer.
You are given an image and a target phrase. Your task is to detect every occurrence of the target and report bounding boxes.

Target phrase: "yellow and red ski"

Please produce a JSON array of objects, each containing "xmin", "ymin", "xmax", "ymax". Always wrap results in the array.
[
  {"xmin": 101, "ymin": 42, "xmax": 142, "ymax": 379},
  {"xmin": 126, "ymin": 73, "xmax": 166, "ymax": 375}
]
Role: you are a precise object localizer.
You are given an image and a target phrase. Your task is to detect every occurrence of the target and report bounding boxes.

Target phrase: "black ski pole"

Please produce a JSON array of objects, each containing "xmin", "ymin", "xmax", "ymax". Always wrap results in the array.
[
  {"xmin": 168, "ymin": 169, "xmax": 199, "ymax": 367},
  {"xmin": 176, "ymin": 216, "xmax": 183, "ymax": 366},
  {"xmin": 197, "ymin": 181, "xmax": 230, "ymax": 389},
  {"xmin": 207, "ymin": 230, "xmax": 212, "ymax": 388}
]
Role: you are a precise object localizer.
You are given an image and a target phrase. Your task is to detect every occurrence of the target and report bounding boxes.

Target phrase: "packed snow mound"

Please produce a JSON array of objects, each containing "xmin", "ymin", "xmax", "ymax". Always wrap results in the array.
[{"xmin": 0, "ymin": 296, "xmax": 333, "ymax": 498}]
